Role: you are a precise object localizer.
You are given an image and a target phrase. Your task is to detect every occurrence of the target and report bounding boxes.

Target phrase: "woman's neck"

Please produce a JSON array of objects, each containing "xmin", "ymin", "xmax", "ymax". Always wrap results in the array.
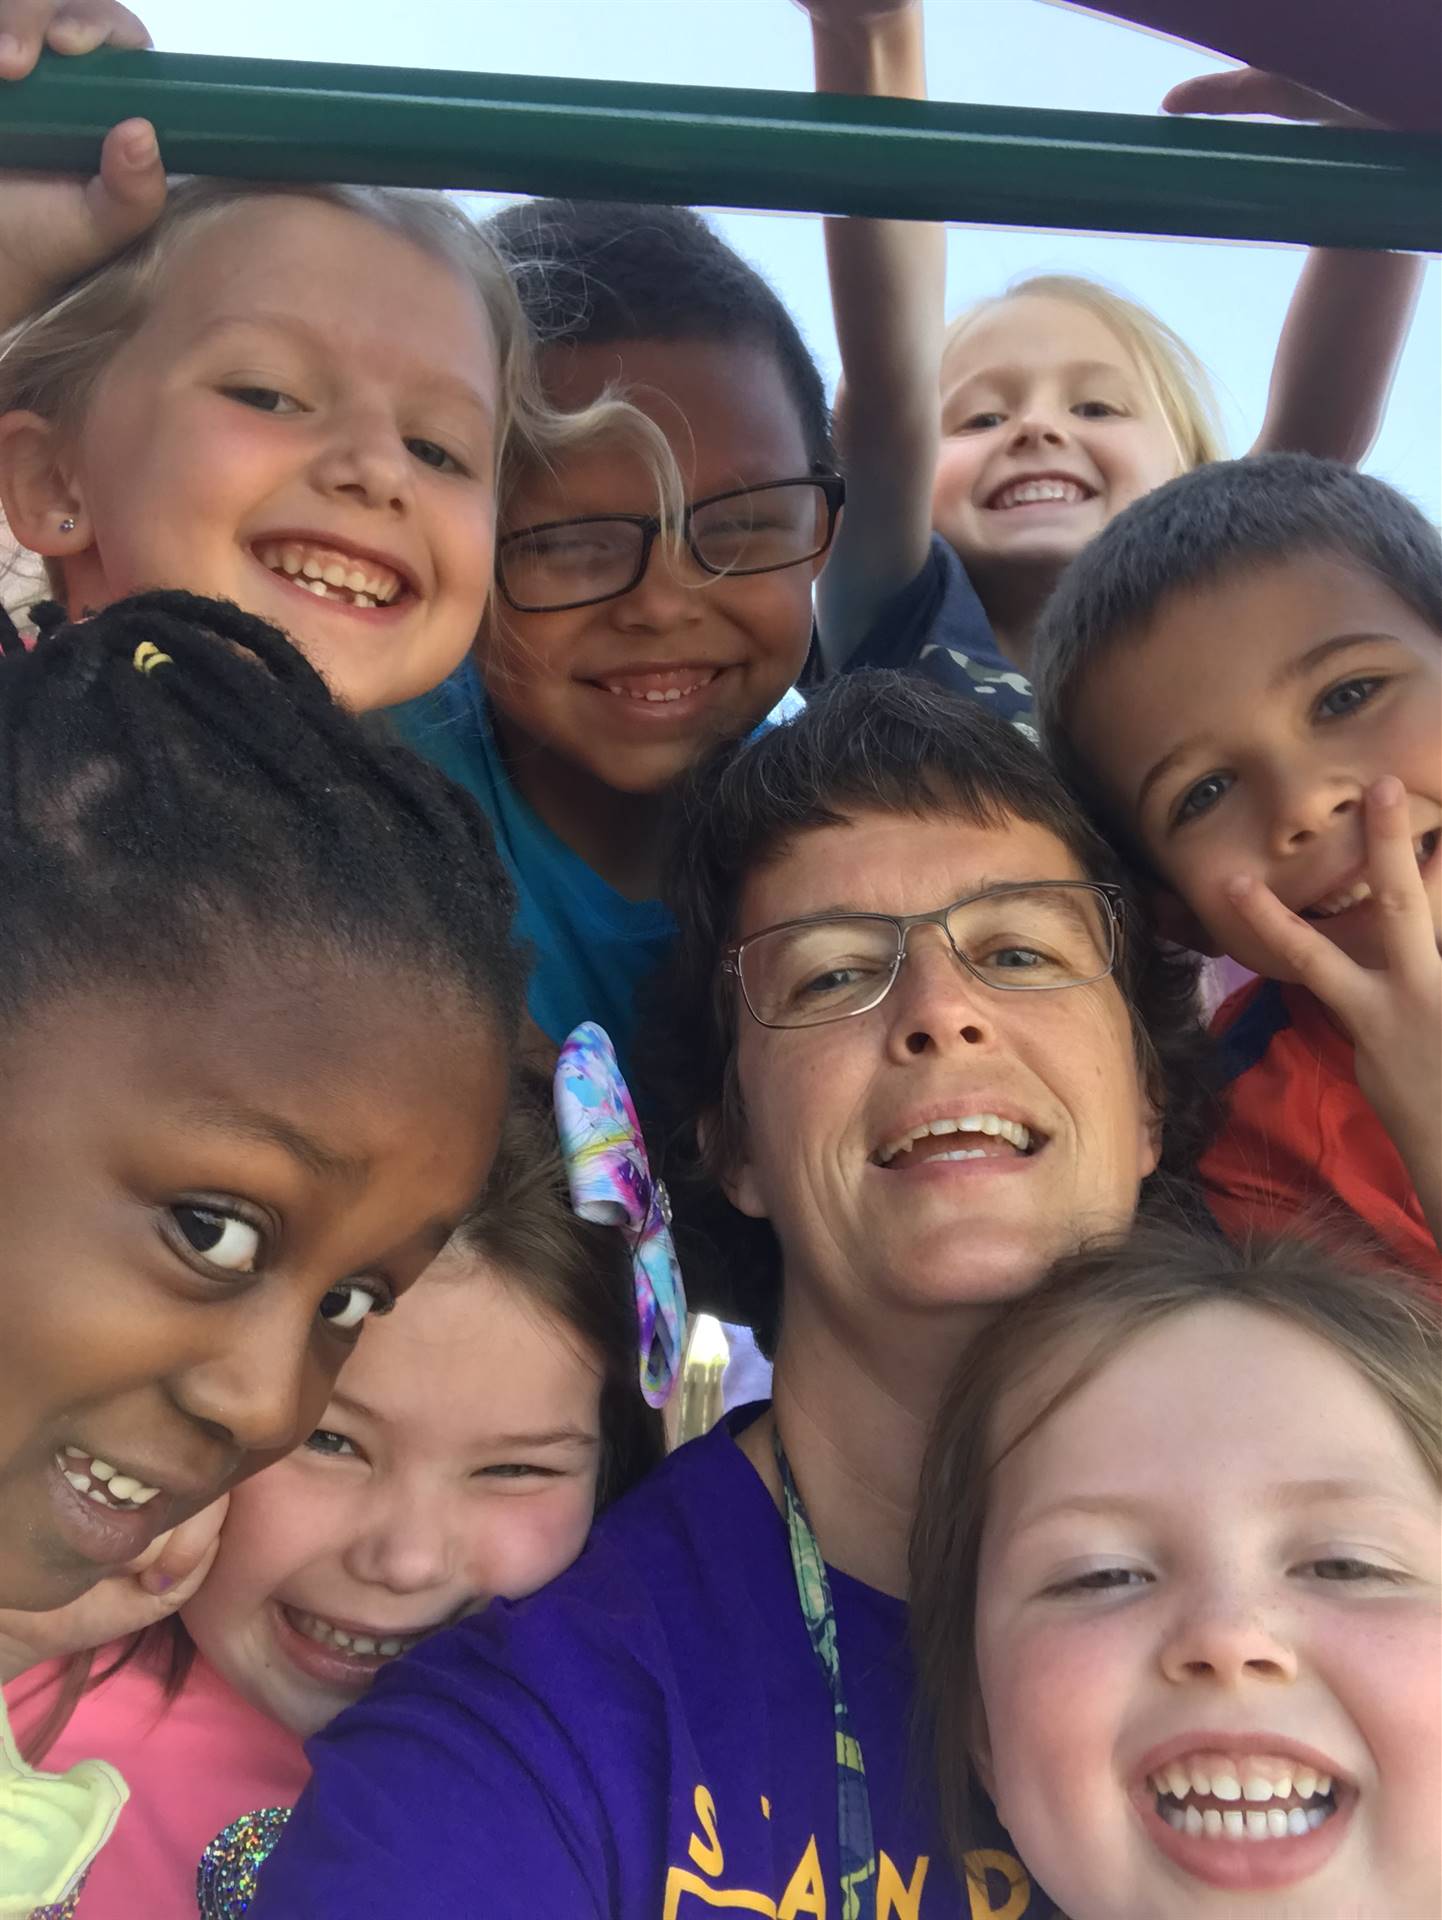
[
  {"xmin": 737, "ymin": 1290, "xmax": 989, "ymax": 1598},
  {"xmin": 492, "ymin": 710, "xmax": 667, "ymax": 901}
]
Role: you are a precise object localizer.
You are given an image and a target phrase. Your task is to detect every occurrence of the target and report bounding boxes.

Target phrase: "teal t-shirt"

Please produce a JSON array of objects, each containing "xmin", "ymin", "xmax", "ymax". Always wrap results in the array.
[{"xmin": 389, "ymin": 666, "xmax": 802, "ymax": 1077}]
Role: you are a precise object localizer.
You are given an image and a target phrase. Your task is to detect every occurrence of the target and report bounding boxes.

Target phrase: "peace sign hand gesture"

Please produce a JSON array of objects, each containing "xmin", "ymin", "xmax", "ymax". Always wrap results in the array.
[{"xmin": 1225, "ymin": 778, "xmax": 1442, "ymax": 1254}]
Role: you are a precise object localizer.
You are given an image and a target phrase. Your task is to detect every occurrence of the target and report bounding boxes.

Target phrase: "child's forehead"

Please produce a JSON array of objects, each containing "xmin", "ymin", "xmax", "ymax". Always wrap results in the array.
[
  {"xmin": 943, "ymin": 295, "xmax": 1138, "ymax": 392},
  {"xmin": 988, "ymin": 1302, "xmax": 1425, "ymax": 1516},
  {"xmin": 144, "ymin": 198, "xmax": 497, "ymax": 367},
  {"xmin": 533, "ymin": 332, "xmax": 812, "ymax": 487}
]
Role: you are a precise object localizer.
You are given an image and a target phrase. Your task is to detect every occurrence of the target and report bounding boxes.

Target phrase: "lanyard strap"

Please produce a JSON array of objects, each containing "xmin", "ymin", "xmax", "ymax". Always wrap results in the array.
[{"xmin": 774, "ymin": 1427, "xmax": 878, "ymax": 1920}]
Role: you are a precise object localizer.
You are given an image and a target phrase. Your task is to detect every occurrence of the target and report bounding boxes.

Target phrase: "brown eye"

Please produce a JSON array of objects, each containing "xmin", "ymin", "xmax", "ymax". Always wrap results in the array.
[
  {"xmin": 319, "ymin": 1281, "xmax": 389, "ymax": 1332},
  {"xmin": 172, "ymin": 1205, "xmax": 262, "ymax": 1272}
]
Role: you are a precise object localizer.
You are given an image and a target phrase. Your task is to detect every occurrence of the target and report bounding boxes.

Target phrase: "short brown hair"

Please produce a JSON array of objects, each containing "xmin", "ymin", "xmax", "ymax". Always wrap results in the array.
[
  {"xmin": 910, "ymin": 1222, "xmax": 1442, "ymax": 1881},
  {"xmin": 648, "ymin": 672, "xmax": 1214, "ymax": 1346}
]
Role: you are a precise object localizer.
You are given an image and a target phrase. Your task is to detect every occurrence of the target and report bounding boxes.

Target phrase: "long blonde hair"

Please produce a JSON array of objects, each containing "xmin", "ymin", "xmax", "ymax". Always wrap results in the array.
[
  {"xmin": 910, "ymin": 1221, "xmax": 1442, "ymax": 1884},
  {"xmin": 0, "ymin": 179, "xmax": 680, "ymax": 610},
  {"xmin": 941, "ymin": 272, "xmax": 1226, "ymax": 473}
]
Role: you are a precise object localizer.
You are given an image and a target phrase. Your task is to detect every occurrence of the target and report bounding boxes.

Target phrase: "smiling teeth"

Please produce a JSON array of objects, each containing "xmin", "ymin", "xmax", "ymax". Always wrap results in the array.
[
  {"xmin": 289, "ymin": 1609, "xmax": 423, "ymax": 1661},
  {"xmin": 255, "ymin": 542, "xmax": 400, "ymax": 608},
  {"xmin": 60, "ymin": 1447, "xmax": 161, "ymax": 1510},
  {"xmin": 1305, "ymin": 833, "xmax": 1436, "ymax": 920},
  {"xmin": 1148, "ymin": 1751, "xmax": 1338, "ymax": 1841},
  {"xmin": 601, "ymin": 673, "xmax": 716, "ymax": 703},
  {"xmin": 993, "ymin": 478, "xmax": 1088, "ymax": 509},
  {"xmin": 876, "ymin": 1113, "xmax": 1032, "ymax": 1166}
]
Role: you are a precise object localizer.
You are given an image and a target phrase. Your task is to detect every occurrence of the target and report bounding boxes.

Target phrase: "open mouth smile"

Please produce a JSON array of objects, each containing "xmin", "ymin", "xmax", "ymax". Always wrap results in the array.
[
  {"xmin": 1147, "ymin": 1751, "xmax": 1339, "ymax": 1840},
  {"xmin": 986, "ymin": 475, "xmax": 1095, "ymax": 512},
  {"xmin": 872, "ymin": 1112, "xmax": 1042, "ymax": 1168},
  {"xmin": 281, "ymin": 1604, "xmax": 430, "ymax": 1665},
  {"xmin": 1134, "ymin": 1742, "xmax": 1354, "ymax": 1892},
  {"xmin": 59, "ymin": 1446, "xmax": 162, "ymax": 1510},
  {"xmin": 251, "ymin": 537, "xmax": 411, "ymax": 611},
  {"xmin": 1300, "ymin": 828, "xmax": 1438, "ymax": 921}
]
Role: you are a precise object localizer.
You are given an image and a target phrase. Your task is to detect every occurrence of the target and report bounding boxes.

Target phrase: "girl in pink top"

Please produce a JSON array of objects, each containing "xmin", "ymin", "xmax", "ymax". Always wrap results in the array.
[{"xmin": 6, "ymin": 1067, "xmax": 667, "ymax": 1919}]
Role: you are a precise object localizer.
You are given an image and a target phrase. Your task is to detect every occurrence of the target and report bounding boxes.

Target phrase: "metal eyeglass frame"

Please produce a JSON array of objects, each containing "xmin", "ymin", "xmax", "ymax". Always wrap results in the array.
[
  {"xmin": 495, "ymin": 473, "xmax": 847, "ymax": 613},
  {"xmin": 722, "ymin": 880, "xmax": 1127, "ymax": 1030}
]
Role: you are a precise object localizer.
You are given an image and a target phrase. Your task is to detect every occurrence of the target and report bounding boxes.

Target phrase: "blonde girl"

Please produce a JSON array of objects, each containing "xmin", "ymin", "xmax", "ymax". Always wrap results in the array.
[{"xmin": 0, "ymin": 176, "xmax": 672, "ymax": 717}]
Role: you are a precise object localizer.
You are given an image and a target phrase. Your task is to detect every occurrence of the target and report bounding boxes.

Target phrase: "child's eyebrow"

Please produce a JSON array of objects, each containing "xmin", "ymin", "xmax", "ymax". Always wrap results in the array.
[
  {"xmin": 1270, "ymin": 631, "xmax": 1400, "ymax": 689},
  {"xmin": 189, "ymin": 313, "xmax": 495, "ymax": 417},
  {"xmin": 1009, "ymin": 1474, "xmax": 1424, "ymax": 1537},
  {"xmin": 950, "ymin": 358, "xmax": 1132, "ymax": 393},
  {"xmin": 179, "ymin": 1099, "xmax": 367, "ymax": 1184}
]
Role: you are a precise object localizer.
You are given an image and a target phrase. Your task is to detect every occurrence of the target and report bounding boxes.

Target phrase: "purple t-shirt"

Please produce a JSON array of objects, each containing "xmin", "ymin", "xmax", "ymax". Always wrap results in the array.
[{"xmin": 252, "ymin": 1409, "xmax": 1055, "ymax": 1918}]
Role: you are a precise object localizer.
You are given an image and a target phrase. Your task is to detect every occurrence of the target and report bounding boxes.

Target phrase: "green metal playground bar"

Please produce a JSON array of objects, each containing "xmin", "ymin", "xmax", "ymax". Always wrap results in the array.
[{"xmin": 3, "ymin": 49, "xmax": 1439, "ymax": 253}]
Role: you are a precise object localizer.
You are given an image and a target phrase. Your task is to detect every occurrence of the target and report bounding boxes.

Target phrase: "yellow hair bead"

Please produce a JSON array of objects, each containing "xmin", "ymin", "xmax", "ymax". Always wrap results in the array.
[{"xmin": 132, "ymin": 642, "xmax": 173, "ymax": 674}]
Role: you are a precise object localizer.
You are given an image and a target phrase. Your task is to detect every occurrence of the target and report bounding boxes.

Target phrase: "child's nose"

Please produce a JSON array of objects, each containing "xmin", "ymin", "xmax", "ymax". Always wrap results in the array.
[
  {"xmin": 1007, "ymin": 405, "xmax": 1067, "ymax": 449},
  {"xmin": 171, "ymin": 1296, "xmax": 323, "ymax": 1459},
  {"xmin": 310, "ymin": 414, "xmax": 413, "ymax": 515},
  {"xmin": 1269, "ymin": 768, "xmax": 1363, "ymax": 852},
  {"xmin": 1158, "ymin": 1594, "xmax": 1299, "ymax": 1690},
  {"xmin": 343, "ymin": 1481, "xmax": 459, "ymax": 1595},
  {"xmin": 606, "ymin": 539, "xmax": 709, "ymax": 632}
]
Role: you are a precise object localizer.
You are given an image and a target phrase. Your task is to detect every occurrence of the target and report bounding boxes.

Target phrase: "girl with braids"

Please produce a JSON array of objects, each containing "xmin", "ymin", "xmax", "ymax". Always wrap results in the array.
[
  {"xmin": 0, "ymin": 587, "xmax": 522, "ymax": 1915},
  {"xmin": 5, "ymin": 1067, "xmax": 667, "ymax": 1920},
  {"xmin": 0, "ymin": 175, "xmax": 670, "ymax": 716}
]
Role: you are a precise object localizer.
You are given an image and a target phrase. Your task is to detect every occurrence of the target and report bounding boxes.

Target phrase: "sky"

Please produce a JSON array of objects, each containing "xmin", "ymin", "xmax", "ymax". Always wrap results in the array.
[{"xmin": 134, "ymin": 0, "xmax": 1441, "ymax": 520}]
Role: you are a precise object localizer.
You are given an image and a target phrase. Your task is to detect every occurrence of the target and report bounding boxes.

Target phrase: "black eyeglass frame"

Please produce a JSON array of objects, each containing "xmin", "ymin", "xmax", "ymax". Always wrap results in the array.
[
  {"xmin": 722, "ymin": 879, "xmax": 1128, "ymax": 1030},
  {"xmin": 495, "ymin": 473, "xmax": 847, "ymax": 613}
]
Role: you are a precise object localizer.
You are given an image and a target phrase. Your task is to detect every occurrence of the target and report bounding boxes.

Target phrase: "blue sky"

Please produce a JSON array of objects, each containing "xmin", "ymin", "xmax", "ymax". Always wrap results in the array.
[{"xmin": 138, "ymin": 0, "xmax": 1440, "ymax": 519}]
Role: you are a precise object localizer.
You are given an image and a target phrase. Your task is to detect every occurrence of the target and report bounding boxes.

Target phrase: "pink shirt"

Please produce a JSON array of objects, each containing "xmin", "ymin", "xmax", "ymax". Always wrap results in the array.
[{"xmin": 5, "ymin": 1642, "xmax": 309, "ymax": 1920}]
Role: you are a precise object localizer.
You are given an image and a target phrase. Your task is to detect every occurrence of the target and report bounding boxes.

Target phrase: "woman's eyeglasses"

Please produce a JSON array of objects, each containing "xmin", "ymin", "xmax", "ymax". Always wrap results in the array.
[{"xmin": 724, "ymin": 881, "xmax": 1125, "ymax": 1030}]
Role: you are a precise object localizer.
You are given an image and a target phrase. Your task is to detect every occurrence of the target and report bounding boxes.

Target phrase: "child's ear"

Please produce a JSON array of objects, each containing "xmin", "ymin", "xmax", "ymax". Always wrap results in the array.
[
  {"xmin": 0, "ymin": 412, "xmax": 86, "ymax": 556},
  {"xmin": 1150, "ymin": 886, "xmax": 1222, "ymax": 958}
]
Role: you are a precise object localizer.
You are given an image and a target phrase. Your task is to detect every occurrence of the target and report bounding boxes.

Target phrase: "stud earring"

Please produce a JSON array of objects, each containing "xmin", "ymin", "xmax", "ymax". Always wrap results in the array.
[{"xmin": 58, "ymin": 516, "xmax": 77, "ymax": 534}]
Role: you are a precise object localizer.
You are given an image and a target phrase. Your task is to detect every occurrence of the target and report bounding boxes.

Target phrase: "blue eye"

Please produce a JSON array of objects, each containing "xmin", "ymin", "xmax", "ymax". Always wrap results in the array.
[
  {"xmin": 407, "ymin": 437, "xmax": 466, "ymax": 475},
  {"xmin": 1174, "ymin": 771, "xmax": 1233, "ymax": 826},
  {"xmin": 305, "ymin": 1428, "xmax": 358, "ymax": 1458},
  {"xmin": 1073, "ymin": 400, "xmax": 1122, "ymax": 419},
  {"xmin": 1317, "ymin": 677, "xmax": 1382, "ymax": 720}
]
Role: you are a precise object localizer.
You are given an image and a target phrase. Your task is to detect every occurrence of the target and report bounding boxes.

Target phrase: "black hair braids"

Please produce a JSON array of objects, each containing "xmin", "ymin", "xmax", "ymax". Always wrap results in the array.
[{"xmin": 0, "ymin": 589, "xmax": 524, "ymax": 1035}]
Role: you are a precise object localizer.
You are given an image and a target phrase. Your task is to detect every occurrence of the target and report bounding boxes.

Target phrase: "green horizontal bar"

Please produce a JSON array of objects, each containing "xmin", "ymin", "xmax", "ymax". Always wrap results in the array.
[{"xmin": 3, "ymin": 48, "xmax": 1439, "ymax": 252}]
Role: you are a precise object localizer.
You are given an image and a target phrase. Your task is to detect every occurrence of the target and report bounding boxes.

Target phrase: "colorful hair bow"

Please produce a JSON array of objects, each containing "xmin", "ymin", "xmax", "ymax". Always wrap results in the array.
[{"xmin": 555, "ymin": 1022, "xmax": 687, "ymax": 1408}]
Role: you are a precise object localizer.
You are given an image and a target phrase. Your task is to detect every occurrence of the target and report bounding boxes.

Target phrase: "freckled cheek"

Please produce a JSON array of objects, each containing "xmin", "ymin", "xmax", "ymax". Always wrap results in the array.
[
  {"xmin": 457, "ymin": 1486, "xmax": 597, "ymax": 1605},
  {"xmin": 1325, "ymin": 1612, "xmax": 1442, "ymax": 1798}
]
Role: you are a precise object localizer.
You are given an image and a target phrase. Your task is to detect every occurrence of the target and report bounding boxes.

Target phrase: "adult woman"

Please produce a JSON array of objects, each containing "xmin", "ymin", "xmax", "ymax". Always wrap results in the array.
[{"xmin": 253, "ymin": 675, "xmax": 1210, "ymax": 1918}]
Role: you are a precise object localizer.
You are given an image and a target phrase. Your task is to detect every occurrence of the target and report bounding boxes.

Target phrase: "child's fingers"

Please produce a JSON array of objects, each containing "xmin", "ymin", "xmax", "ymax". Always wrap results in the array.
[
  {"xmin": 88, "ymin": 115, "xmax": 166, "ymax": 237},
  {"xmin": 1224, "ymin": 873, "xmax": 1364, "ymax": 1018},
  {"xmin": 1162, "ymin": 67, "xmax": 1366, "ymax": 128},
  {"xmin": 0, "ymin": 0, "xmax": 149, "ymax": 72},
  {"xmin": 46, "ymin": 1, "xmax": 151, "ymax": 54},
  {"xmin": 133, "ymin": 1494, "xmax": 230, "ymax": 1597},
  {"xmin": 1363, "ymin": 777, "xmax": 1439, "ymax": 989}
]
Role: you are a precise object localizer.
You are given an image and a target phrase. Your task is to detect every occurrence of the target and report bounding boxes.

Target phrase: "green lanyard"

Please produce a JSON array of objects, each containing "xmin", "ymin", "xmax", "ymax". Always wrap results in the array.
[{"xmin": 774, "ymin": 1428, "xmax": 878, "ymax": 1920}]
